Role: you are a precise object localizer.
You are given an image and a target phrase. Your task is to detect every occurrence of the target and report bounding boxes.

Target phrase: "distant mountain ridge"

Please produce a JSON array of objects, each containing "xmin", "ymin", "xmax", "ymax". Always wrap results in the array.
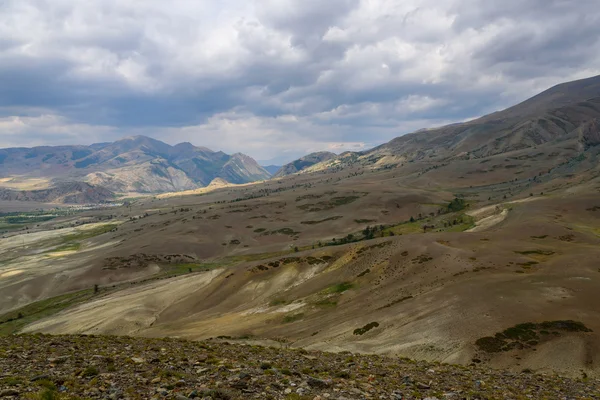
[
  {"xmin": 0, "ymin": 136, "xmax": 270, "ymax": 196},
  {"xmin": 262, "ymin": 165, "xmax": 282, "ymax": 175}
]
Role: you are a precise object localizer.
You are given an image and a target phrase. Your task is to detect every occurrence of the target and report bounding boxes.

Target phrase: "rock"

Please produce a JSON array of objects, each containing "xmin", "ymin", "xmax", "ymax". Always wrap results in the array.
[
  {"xmin": 284, "ymin": 388, "xmax": 292, "ymax": 394},
  {"xmin": 230, "ymin": 381, "xmax": 247, "ymax": 390},
  {"xmin": 131, "ymin": 357, "xmax": 145, "ymax": 364},
  {"xmin": 307, "ymin": 377, "xmax": 331, "ymax": 388},
  {"xmin": 297, "ymin": 387, "xmax": 308, "ymax": 395},
  {"xmin": 187, "ymin": 390, "xmax": 199, "ymax": 398},
  {"xmin": 151, "ymin": 377, "xmax": 161, "ymax": 384},
  {"xmin": 392, "ymin": 390, "xmax": 403, "ymax": 399},
  {"xmin": 30, "ymin": 374, "xmax": 50, "ymax": 382},
  {"xmin": 175, "ymin": 395, "xmax": 189, "ymax": 400},
  {"xmin": 238, "ymin": 372, "xmax": 251, "ymax": 380},
  {"xmin": 0, "ymin": 390, "xmax": 19, "ymax": 397},
  {"xmin": 416, "ymin": 382, "xmax": 431, "ymax": 390}
]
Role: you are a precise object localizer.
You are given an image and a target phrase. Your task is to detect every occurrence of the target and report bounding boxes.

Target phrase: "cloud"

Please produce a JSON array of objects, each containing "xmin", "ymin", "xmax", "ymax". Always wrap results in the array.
[{"xmin": 0, "ymin": 0, "xmax": 599, "ymax": 162}]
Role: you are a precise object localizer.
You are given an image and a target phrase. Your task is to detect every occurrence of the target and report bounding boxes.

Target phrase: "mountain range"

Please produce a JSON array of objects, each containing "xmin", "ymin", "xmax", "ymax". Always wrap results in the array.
[
  {"xmin": 0, "ymin": 136, "xmax": 271, "ymax": 200},
  {"xmin": 1, "ymin": 75, "xmax": 600, "ymax": 203}
]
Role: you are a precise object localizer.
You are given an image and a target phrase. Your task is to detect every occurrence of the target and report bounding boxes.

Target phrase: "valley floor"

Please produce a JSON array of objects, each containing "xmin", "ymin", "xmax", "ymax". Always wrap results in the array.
[{"xmin": 0, "ymin": 334, "xmax": 598, "ymax": 400}]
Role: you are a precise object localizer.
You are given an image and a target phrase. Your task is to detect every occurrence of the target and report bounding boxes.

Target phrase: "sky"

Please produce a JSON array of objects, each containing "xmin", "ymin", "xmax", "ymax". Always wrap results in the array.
[{"xmin": 0, "ymin": 1, "xmax": 599, "ymax": 165}]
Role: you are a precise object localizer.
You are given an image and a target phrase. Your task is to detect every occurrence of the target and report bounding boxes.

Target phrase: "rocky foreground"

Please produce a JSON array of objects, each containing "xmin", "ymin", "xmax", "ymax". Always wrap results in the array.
[{"xmin": 0, "ymin": 335, "xmax": 598, "ymax": 399}]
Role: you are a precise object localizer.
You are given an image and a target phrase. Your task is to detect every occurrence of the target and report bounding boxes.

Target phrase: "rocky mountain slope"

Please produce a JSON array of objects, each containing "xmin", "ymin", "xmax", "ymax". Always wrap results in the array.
[
  {"xmin": 274, "ymin": 152, "xmax": 337, "ymax": 177},
  {"xmin": 0, "ymin": 136, "xmax": 270, "ymax": 195},
  {"xmin": 0, "ymin": 334, "xmax": 597, "ymax": 399},
  {"xmin": 311, "ymin": 75, "xmax": 600, "ymax": 171}
]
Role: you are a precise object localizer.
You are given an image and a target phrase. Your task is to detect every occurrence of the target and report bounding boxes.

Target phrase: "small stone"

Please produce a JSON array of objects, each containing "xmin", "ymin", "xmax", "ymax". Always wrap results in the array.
[
  {"xmin": 131, "ymin": 357, "xmax": 145, "ymax": 364},
  {"xmin": 284, "ymin": 388, "xmax": 292, "ymax": 394},
  {"xmin": 416, "ymin": 382, "xmax": 431, "ymax": 390},
  {"xmin": 187, "ymin": 390, "xmax": 199, "ymax": 398},
  {"xmin": 31, "ymin": 374, "xmax": 50, "ymax": 382},
  {"xmin": 151, "ymin": 377, "xmax": 161, "ymax": 384},
  {"xmin": 175, "ymin": 395, "xmax": 189, "ymax": 400}
]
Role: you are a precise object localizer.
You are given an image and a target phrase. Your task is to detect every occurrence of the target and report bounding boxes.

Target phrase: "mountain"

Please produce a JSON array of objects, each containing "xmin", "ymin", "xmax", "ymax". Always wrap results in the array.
[
  {"xmin": 289, "ymin": 75, "xmax": 600, "ymax": 174},
  {"xmin": 0, "ymin": 136, "xmax": 271, "ymax": 197},
  {"xmin": 367, "ymin": 75, "xmax": 600, "ymax": 162},
  {"xmin": 262, "ymin": 165, "xmax": 282, "ymax": 175},
  {"xmin": 273, "ymin": 151, "xmax": 337, "ymax": 177}
]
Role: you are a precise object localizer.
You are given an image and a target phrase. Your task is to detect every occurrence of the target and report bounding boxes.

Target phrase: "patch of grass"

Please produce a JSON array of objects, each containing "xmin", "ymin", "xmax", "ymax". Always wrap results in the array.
[
  {"xmin": 253, "ymin": 228, "xmax": 266, "ymax": 233},
  {"xmin": 530, "ymin": 235, "xmax": 548, "ymax": 239},
  {"xmin": 269, "ymin": 298, "xmax": 289, "ymax": 307},
  {"xmin": 353, "ymin": 321, "xmax": 380, "ymax": 335},
  {"xmin": 44, "ymin": 242, "xmax": 82, "ymax": 253},
  {"xmin": 354, "ymin": 219, "xmax": 376, "ymax": 224},
  {"xmin": 314, "ymin": 299, "xmax": 337, "ymax": 308},
  {"xmin": 0, "ymin": 289, "xmax": 97, "ymax": 336},
  {"xmin": 322, "ymin": 282, "xmax": 354, "ymax": 294},
  {"xmin": 62, "ymin": 224, "xmax": 118, "ymax": 242},
  {"xmin": 1, "ymin": 376, "xmax": 24, "ymax": 386},
  {"xmin": 282, "ymin": 313, "xmax": 304, "ymax": 323}
]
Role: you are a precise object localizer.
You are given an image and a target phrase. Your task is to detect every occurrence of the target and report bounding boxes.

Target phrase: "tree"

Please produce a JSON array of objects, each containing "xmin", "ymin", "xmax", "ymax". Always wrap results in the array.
[{"xmin": 410, "ymin": 216, "xmax": 415, "ymax": 223}]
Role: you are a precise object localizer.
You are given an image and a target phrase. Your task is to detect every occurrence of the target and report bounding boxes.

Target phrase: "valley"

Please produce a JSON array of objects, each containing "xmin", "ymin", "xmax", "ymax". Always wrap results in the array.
[{"xmin": 1, "ymin": 75, "xmax": 600, "ymax": 392}]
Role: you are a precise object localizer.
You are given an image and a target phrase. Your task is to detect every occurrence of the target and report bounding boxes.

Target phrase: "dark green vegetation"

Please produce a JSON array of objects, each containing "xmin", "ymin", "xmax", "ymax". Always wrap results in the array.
[
  {"xmin": 282, "ymin": 313, "xmax": 304, "ymax": 323},
  {"xmin": 322, "ymin": 282, "xmax": 354, "ymax": 294},
  {"xmin": 301, "ymin": 216, "xmax": 343, "ymax": 225},
  {"xmin": 514, "ymin": 250, "xmax": 555, "ymax": 256},
  {"xmin": 0, "ymin": 211, "xmax": 59, "ymax": 231},
  {"xmin": 447, "ymin": 197, "xmax": 467, "ymax": 212},
  {"xmin": 475, "ymin": 321, "xmax": 593, "ymax": 353},
  {"xmin": 353, "ymin": 322, "xmax": 380, "ymax": 335},
  {"xmin": 297, "ymin": 196, "xmax": 361, "ymax": 212}
]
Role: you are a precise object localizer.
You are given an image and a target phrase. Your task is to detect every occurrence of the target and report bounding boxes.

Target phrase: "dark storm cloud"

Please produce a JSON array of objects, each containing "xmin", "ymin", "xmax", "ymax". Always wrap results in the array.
[{"xmin": 0, "ymin": 0, "xmax": 599, "ymax": 161}]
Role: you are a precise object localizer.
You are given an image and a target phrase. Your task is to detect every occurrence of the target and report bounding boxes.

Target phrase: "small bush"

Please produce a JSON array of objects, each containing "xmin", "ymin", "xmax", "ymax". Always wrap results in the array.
[{"xmin": 353, "ymin": 322, "xmax": 380, "ymax": 335}]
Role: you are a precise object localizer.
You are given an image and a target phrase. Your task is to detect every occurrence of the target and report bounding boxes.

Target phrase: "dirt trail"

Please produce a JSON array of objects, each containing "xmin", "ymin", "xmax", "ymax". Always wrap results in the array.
[{"xmin": 466, "ymin": 197, "xmax": 541, "ymax": 232}]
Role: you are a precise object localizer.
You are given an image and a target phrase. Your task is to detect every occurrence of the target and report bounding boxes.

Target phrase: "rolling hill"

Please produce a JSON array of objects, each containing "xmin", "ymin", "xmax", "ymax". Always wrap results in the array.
[{"xmin": 273, "ymin": 151, "xmax": 337, "ymax": 177}]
